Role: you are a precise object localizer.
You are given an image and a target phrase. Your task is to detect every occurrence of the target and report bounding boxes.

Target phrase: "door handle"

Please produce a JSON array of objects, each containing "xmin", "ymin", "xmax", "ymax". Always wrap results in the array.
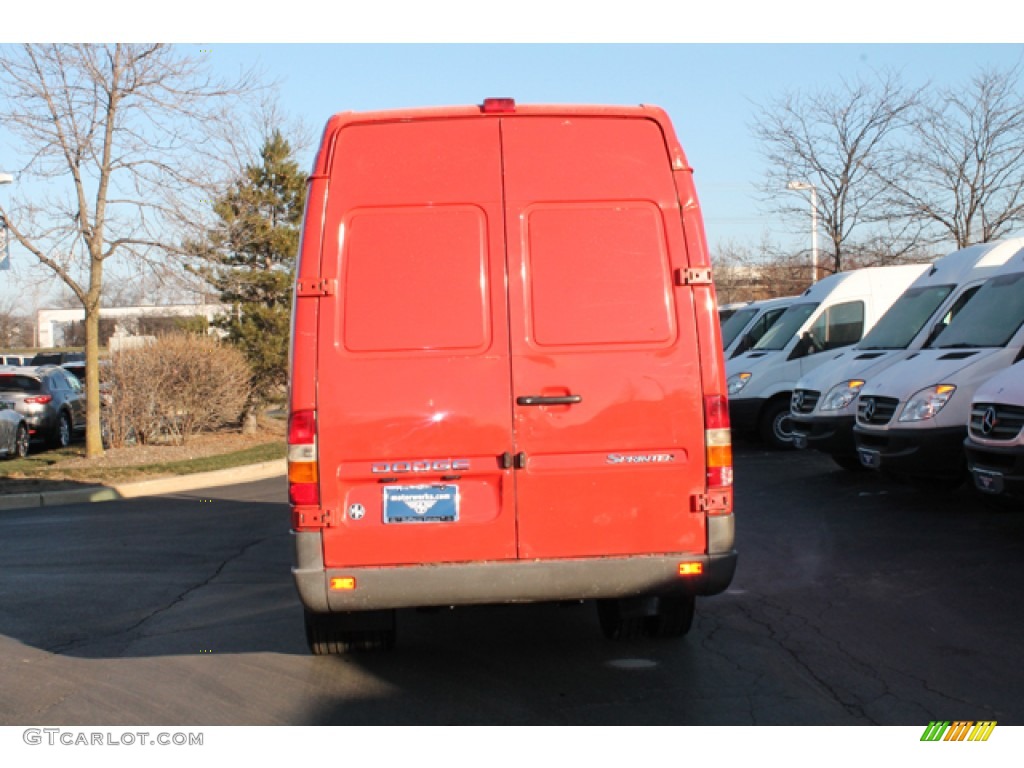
[{"xmin": 516, "ymin": 395, "xmax": 582, "ymax": 406}]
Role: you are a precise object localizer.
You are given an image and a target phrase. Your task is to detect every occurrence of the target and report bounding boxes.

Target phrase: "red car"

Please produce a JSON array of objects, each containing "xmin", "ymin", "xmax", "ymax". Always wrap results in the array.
[{"xmin": 288, "ymin": 99, "xmax": 736, "ymax": 653}]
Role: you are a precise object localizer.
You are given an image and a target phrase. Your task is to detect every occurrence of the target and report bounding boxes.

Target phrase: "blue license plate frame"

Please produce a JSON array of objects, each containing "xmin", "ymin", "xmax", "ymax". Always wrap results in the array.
[{"xmin": 383, "ymin": 485, "xmax": 460, "ymax": 524}]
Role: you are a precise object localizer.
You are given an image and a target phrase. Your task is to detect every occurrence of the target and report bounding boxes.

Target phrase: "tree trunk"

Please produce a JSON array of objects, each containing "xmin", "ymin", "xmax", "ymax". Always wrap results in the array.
[
  {"xmin": 242, "ymin": 406, "xmax": 259, "ymax": 435},
  {"xmin": 84, "ymin": 304, "xmax": 104, "ymax": 457}
]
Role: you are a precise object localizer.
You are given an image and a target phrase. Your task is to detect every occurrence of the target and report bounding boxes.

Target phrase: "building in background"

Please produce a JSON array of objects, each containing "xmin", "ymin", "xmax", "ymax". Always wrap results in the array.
[{"xmin": 35, "ymin": 304, "xmax": 227, "ymax": 348}]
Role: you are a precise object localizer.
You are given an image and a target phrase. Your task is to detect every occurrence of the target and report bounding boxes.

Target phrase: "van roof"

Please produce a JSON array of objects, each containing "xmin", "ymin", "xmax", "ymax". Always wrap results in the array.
[
  {"xmin": 313, "ymin": 101, "xmax": 689, "ymax": 177},
  {"xmin": 919, "ymin": 238, "xmax": 1024, "ymax": 286},
  {"xmin": 798, "ymin": 263, "xmax": 928, "ymax": 300}
]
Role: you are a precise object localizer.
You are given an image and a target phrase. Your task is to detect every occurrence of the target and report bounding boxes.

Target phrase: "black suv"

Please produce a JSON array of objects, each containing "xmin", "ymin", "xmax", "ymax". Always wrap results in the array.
[{"xmin": 0, "ymin": 365, "xmax": 86, "ymax": 448}]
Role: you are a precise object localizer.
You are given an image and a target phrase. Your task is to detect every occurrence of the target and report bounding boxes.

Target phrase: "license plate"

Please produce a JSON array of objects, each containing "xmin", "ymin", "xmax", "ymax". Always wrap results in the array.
[
  {"xmin": 858, "ymin": 448, "xmax": 880, "ymax": 469},
  {"xmin": 972, "ymin": 469, "xmax": 1005, "ymax": 495},
  {"xmin": 383, "ymin": 485, "xmax": 459, "ymax": 524}
]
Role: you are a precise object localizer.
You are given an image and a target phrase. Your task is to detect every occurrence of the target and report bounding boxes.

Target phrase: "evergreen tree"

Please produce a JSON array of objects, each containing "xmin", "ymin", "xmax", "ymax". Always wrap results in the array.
[{"xmin": 190, "ymin": 130, "xmax": 307, "ymax": 428}]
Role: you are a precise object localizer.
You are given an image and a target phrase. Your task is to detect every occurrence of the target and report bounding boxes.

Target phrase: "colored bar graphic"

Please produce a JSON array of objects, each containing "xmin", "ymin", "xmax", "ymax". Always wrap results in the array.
[
  {"xmin": 968, "ymin": 722, "xmax": 997, "ymax": 742},
  {"xmin": 921, "ymin": 721, "xmax": 950, "ymax": 741},
  {"xmin": 920, "ymin": 720, "xmax": 996, "ymax": 742}
]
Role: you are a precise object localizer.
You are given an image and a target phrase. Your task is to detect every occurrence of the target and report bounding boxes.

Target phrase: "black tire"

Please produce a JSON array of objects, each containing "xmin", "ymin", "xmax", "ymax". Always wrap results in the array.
[
  {"xmin": 597, "ymin": 595, "xmax": 695, "ymax": 640},
  {"xmin": 597, "ymin": 598, "xmax": 650, "ymax": 640},
  {"xmin": 647, "ymin": 595, "xmax": 695, "ymax": 638},
  {"xmin": 49, "ymin": 411, "xmax": 71, "ymax": 449},
  {"xmin": 14, "ymin": 423, "xmax": 30, "ymax": 459},
  {"xmin": 832, "ymin": 453, "xmax": 867, "ymax": 472},
  {"xmin": 759, "ymin": 397, "xmax": 798, "ymax": 450},
  {"xmin": 304, "ymin": 609, "xmax": 396, "ymax": 655}
]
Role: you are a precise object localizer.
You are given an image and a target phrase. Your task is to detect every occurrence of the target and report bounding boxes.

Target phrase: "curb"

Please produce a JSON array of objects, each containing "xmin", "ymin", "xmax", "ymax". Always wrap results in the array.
[{"xmin": 0, "ymin": 459, "xmax": 286, "ymax": 511}]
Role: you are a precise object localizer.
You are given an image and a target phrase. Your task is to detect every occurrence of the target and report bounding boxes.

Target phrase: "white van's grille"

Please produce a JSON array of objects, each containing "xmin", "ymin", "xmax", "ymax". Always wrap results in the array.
[
  {"xmin": 857, "ymin": 396, "xmax": 900, "ymax": 426},
  {"xmin": 791, "ymin": 389, "xmax": 820, "ymax": 414},
  {"xmin": 969, "ymin": 403, "xmax": 1024, "ymax": 441}
]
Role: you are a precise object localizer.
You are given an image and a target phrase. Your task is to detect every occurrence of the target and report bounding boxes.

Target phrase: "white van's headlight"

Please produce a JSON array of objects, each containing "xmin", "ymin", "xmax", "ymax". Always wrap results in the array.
[
  {"xmin": 727, "ymin": 372, "xmax": 752, "ymax": 396},
  {"xmin": 899, "ymin": 384, "xmax": 956, "ymax": 422},
  {"xmin": 820, "ymin": 379, "xmax": 865, "ymax": 412}
]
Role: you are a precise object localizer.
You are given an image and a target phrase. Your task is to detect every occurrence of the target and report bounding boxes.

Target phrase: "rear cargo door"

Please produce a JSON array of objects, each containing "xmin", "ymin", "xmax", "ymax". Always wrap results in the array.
[
  {"xmin": 502, "ymin": 116, "xmax": 708, "ymax": 559},
  {"xmin": 316, "ymin": 118, "xmax": 516, "ymax": 568}
]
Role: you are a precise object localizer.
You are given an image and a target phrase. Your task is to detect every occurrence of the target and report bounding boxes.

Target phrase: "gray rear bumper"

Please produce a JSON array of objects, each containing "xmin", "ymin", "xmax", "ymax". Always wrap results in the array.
[{"xmin": 293, "ymin": 531, "xmax": 737, "ymax": 613}]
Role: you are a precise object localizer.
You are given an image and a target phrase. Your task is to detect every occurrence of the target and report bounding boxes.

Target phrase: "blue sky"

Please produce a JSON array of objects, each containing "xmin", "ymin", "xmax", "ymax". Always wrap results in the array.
[
  {"xmin": 2, "ymin": 5, "xmax": 1024, "ymax": 306},
  {"xmin": 202, "ymin": 43, "xmax": 1024, "ymax": 247}
]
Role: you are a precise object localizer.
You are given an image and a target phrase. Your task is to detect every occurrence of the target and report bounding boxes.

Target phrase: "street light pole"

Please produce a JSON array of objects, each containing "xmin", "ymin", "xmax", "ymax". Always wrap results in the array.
[{"xmin": 786, "ymin": 180, "xmax": 819, "ymax": 283}]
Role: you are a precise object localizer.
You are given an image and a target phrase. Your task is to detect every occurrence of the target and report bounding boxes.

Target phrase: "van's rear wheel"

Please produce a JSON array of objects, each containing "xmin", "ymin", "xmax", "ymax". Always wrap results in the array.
[
  {"xmin": 597, "ymin": 597, "xmax": 649, "ymax": 640},
  {"xmin": 759, "ymin": 398, "xmax": 797, "ymax": 450},
  {"xmin": 304, "ymin": 609, "xmax": 396, "ymax": 655},
  {"xmin": 597, "ymin": 595, "xmax": 695, "ymax": 640},
  {"xmin": 648, "ymin": 595, "xmax": 695, "ymax": 638}
]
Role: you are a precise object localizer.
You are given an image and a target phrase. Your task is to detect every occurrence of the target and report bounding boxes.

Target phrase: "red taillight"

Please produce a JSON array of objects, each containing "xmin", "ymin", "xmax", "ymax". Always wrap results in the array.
[
  {"xmin": 704, "ymin": 394, "xmax": 730, "ymax": 430},
  {"xmin": 482, "ymin": 97, "xmax": 516, "ymax": 114},
  {"xmin": 704, "ymin": 395, "xmax": 733, "ymax": 489},
  {"xmin": 288, "ymin": 410, "xmax": 316, "ymax": 444},
  {"xmin": 288, "ymin": 409, "xmax": 319, "ymax": 508},
  {"xmin": 24, "ymin": 395, "xmax": 53, "ymax": 405}
]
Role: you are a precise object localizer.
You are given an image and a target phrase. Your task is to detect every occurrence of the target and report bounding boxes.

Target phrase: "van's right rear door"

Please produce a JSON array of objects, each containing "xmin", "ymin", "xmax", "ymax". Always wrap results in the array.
[{"xmin": 501, "ymin": 115, "xmax": 710, "ymax": 561}]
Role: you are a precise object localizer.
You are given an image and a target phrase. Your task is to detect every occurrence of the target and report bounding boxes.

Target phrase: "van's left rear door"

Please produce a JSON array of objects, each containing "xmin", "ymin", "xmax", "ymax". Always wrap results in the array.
[{"xmin": 315, "ymin": 118, "xmax": 516, "ymax": 568}]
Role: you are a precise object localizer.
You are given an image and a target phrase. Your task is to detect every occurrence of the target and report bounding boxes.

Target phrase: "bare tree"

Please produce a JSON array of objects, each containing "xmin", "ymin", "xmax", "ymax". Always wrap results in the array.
[
  {"xmin": 712, "ymin": 236, "xmax": 811, "ymax": 304},
  {"xmin": 752, "ymin": 72, "xmax": 925, "ymax": 275},
  {"xmin": 0, "ymin": 296, "xmax": 33, "ymax": 348},
  {"xmin": 0, "ymin": 44, "xmax": 261, "ymax": 456},
  {"xmin": 886, "ymin": 64, "xmax": 1024, "ymax": 248}
]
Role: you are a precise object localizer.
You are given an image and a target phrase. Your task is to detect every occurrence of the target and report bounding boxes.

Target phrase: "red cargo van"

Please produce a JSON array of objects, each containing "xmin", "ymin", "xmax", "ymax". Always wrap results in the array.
[{"xmin": 288, "ymin": 99, "xmax": 736, "ymax": 653}]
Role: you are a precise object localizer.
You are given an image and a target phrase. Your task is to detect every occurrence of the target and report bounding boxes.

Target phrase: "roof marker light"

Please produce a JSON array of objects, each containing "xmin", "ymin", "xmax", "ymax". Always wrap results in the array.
[{"xmin": 482, "ymin": 98, "xmax": 516, "ymax": 114}]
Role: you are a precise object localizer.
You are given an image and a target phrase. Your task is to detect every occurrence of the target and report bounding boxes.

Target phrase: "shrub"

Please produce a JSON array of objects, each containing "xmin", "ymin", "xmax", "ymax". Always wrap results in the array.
[{"xmin": 105, "ymin": 333, "xmax": 251, "ymax": 446}]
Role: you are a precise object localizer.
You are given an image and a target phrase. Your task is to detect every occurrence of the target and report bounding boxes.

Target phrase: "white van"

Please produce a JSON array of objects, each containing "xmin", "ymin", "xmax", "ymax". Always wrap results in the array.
[
  {"xmin": 964, "ymin": 361, "xmax": 1024, "ymax": 500},
  {"xmin": 727, "ymin": 264, "xmax": 927, "ymax": 448},
  {"xmin": 720, "ymin": 296, "xmax": 795, "ymax": 359},
  {"xmin": 854, "ymin": 247, "xmax": 1024, "ymax": 487},
  {"xmin": 790, "ymin": 240, "xmax": 1024, "ymax": 469},
  {"xmin": 718, "ymin": 301, "xmax": 751, "ymax": 325}
]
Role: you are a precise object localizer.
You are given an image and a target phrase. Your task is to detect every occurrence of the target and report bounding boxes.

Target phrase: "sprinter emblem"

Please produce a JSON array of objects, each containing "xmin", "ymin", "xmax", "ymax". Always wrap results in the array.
[{"xmin": 606, "ymin": 453, "xmax": 675, "ymax": 464}]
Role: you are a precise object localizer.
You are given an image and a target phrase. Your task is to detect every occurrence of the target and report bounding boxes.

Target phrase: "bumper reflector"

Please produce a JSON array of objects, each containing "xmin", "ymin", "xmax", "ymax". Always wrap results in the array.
[
  {"xmin": 679, "ymin": 562, "xmax": 704, "ymax": 576},
  {"xmin": 330, "ymin": 577, "xmax": 356, "ymax": 591}
]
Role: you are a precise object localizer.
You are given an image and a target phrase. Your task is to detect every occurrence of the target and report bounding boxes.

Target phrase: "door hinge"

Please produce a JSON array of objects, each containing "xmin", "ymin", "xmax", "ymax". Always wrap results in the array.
[
  {"xmin": 675, "ymin": 268, "xmax": 713, "ymax": 286},
  {"xmin": 500, "ymin": 451, "xmax": 527, "ymax": 469},
  {"xmin": 294, "ymin": 508, "xmax": 336, "ymax": 528},
  {"xmin": 296, "ymin": 278, "xmax": 337, "ymax": 297},
  {"xmin": 690, "ymin": 492, "xmax": 730, "ymax": 513}
]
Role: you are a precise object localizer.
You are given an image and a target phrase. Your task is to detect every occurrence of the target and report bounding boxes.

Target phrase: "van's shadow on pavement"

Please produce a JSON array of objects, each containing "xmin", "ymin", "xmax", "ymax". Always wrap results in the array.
[{"xmin": 0, "ymin": 489, "xmax": 313, "ymax": 659}]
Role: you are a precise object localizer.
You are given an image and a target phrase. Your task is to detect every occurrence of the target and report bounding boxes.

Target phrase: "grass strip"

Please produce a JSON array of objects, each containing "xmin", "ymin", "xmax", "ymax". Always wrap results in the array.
[{"xmin": 1, "ymin": 441, "xmax": 285, "ymax": 485}]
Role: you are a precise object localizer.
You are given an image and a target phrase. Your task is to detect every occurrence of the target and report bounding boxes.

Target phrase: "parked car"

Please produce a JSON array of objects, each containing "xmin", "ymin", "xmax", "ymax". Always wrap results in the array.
[
  {"xmin": 720, "ymin": 296, "xmax": 795, "ymax": 359},
  {"xmin": 790, "ymin": 239, "xmax": 1024, "ymax": 470},
  {"xmin": 726, "ymin": 264, "xmax": 928, "ymax": 449},
  {"xmin": 0, "ymin": 404, "xmax": 29, "ymax": 459},
  {"xmin": 853, "ymin": 246, "xmax": 1024, "ymax": 487},
  {"xmin": 2, "ymin": 354, "xmax": 31, "ymax": 366},
  {"xmin": 29, "ymin": 351, "xmax": 85, "ymax": 366},
  {"xmin": 963, "ymin": 361, "xmax": 1024, "ymax": 501},
  {"xmin": 289, "ymin": 98, "xmax": 736, "ymax": 653},
  {"xmin": 0, "ymin": 365, "xmax": 86, "ymax": 448}
]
